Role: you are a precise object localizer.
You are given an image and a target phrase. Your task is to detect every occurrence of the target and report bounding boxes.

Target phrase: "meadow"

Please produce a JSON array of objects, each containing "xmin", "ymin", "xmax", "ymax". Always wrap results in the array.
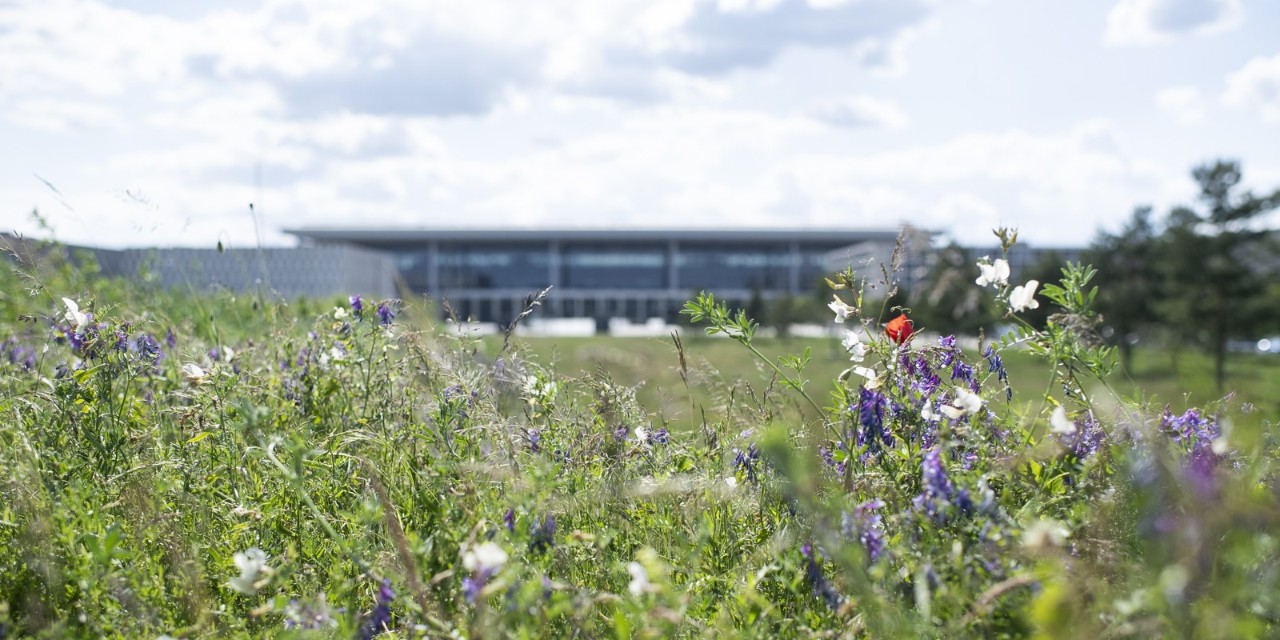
[{"xmin": 2, "ymin": 247, "xmax": 1280, "ymax": 638}]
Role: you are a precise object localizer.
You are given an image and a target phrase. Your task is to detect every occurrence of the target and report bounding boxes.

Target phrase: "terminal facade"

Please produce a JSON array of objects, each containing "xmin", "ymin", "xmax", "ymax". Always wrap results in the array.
[{"xmin": 286, "ymin": 227, "xmax": 930, "ymax": 327}]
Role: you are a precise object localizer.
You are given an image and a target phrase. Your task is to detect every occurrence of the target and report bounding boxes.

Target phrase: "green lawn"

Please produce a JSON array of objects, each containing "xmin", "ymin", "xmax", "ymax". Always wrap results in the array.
[{"xmin": 490, "ymin": 334, "xmax": 1280, "ymax": 433}]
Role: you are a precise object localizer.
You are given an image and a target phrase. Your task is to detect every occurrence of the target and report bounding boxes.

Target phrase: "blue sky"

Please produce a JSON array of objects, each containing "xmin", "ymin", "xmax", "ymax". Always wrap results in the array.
[{"xmin": 1, "ymin": 0, "xmax": 1277, "ymax": 248}]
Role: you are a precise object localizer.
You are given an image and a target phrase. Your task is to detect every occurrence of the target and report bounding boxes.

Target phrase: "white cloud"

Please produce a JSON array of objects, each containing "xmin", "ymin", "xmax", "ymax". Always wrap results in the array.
[
  {"xmin": 808, "ymin": 96, "xmax": 909, "ymax": 130},
  {"xmin": 1222, "ymin": 53, "xmax": 1280, "ymax": 124},
  {"xmin": 1105, "ymin": 0, "xmax": 1242, "ymax": 45},
  {"xmin": 1156, "ymin": 86, "xmax": 1205, "ymax": 125}
]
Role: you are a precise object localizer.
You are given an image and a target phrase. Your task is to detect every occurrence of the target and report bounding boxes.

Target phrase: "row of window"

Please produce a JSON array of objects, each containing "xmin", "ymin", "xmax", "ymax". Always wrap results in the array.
[{"xmin": 394, "ymin": 243, "xmax": 851, "ymax": 291}]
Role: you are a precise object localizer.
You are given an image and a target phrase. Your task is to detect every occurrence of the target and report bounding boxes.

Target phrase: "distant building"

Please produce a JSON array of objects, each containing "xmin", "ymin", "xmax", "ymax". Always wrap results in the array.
[{"xmin": 286, "ymin": 227, "xmax": 929, "ymax": 327}]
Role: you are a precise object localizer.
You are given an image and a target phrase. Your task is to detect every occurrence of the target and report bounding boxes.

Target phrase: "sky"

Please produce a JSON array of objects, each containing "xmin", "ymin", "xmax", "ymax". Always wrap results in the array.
[{"xmin": 1, "ymin": 0, "xmax": 1278, "ymax": 249}]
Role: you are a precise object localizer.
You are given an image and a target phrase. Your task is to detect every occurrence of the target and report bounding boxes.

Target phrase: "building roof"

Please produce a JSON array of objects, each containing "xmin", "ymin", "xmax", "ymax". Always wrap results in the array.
[{"xmin": 285, "ymin": 226, "xmax": 914, "ymax": 245}]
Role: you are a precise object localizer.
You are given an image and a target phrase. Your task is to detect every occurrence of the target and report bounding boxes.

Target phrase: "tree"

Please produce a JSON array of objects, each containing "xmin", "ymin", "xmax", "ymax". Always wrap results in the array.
[
  {"xmin": 1157, "ymin": 160, "xmax": 1280, "ymax": 391},
  {"xmin": 1082, "ymin": 206, "xmax": 1160, "ymax": 372},
  {"xmin": 908, "ymin": 242, "xmax": 997, "ymax": 336}
]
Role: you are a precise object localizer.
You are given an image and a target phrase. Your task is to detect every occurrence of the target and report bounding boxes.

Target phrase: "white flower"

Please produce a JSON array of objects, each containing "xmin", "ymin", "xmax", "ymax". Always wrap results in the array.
[
  {"xmin": 920, "ymin": 402, "xmax": 938, "ymax": 422},
  {"xmin": 941, "ymin": 387, "xmax": 983, "ymax": 419},
  {"xmin": 61, "ymin": 297, "xmax": 87, "ymax": 328},
  {"xmin": 723, "ymin": 476, "xmax": 739, "ymax": 489},
  {"xmin": 851, "ymin": 366, "xmax": 880, "ymax": 389},
  {"xmin": 828, "ymin": 296, "xmax": 856, "ymax": 324},
  {"xmin": 221, "ymin": 346, "xmax": 235, "ymax": 363},
  {"xmin": 634, "ymin": 426, "xmax": 649, "ymax": 443},
  {"xmin": 1009, "ymin": 280, "xmax": 1040, "ymax": 312},
  {"xmin": 841, "ymin": 330, "xmax": 867, "ymax": 363},
  {"xmin": 333, "ymin": 306, "xmax": 349, "ymax": 320},
  {"xmin": 975, "ymin": 258, "xmax": 1011, "ymax": 288},
  {"xmin": 462, "ymin": 542, "xmax": 508, "ymax": 573},
  {"xmin": 1050, "ymin": 406, "xmax": 1076, "ymax": 435},
  {"xmin": 627, "ymin": 562, "xmax": 650, "ymax": 596},
  {"xmin": 1021, "ymin": 519, "xmax": 1069, "ymax": 551},
  {"xmin": 228, "ymin": 547, "xmax": 270, "ymax": 594},
  {"xmin": 181, "ymin": 363, "xmax": 207, "ymax": 385}
]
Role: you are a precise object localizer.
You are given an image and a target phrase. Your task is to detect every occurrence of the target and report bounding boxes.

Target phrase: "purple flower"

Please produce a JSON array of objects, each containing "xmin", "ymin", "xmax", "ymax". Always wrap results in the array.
[
  {"xmin": 734, "ymin": 444, "xmax": 761, "ymax": 483},
  {"xmin": 527, "ymin": 428, "xmax": 542, "ymax": 453},
  {"xmin": 938, "ymin": 335, "xmax": 957, "ymax": 367},
  {"xmin": 651, "ymin": 428, "xmax": 670, "ymax": 444},
  {"xmin": 950, "ymin": 360, "xmax": 974, "ymax": 383},
  {"xmin": 800, "ymin": 543, "xmax": 844, "ymax": 610},
  {"xmin": 504, "ymin": 508, "xmax": 516, "ymax": 533},
  {"xmin": 983, "ymin": 345, "xmax": 1011, "ymax": 400},
  {"xmin": 842, "ymin": 499, "xmax": 887, "ymax": 562},
  {"xmin": 376, "ymin": 302, "xmax": 395, "ymax": 325},
  {"xmin": 350, "ymin": 295, "xmax": 364, "ymax": 316},
  {"xmin": 856, "ymin": 388, "xmax": 892, "ymax": 453},
  {"xmin": 358, "ymin": 579, "xmax": 394, "ymax": 639},
  {"xmin": 462, "ymin": 574, "xmax": 486, "ymax": 604},
  {"xmin": 528, "ymin": 515, "xmax": 556, "ymax": 554},
  {"xmin": 614, "ymin": 425, "xmax": 629, "ymax": 441},
  {"xmin": 164, "ymin": 328, "xmax": 177, "ymax": 349},
  {"xmin": 913, "ymin": 448, "xmax": 972, "ymax": 521}
]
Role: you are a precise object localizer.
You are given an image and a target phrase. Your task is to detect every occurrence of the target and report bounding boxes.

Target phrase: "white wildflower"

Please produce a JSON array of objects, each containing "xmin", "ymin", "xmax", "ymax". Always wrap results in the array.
[
  {"xmin": 61, "ymin": 297, "xmax": 87, "ymax": 328},
  {"xmin": 851, "ymin": 366, "xmax": 880, "ymax": 390},
  {"xmin": 975, "ymin": 258, "xmax": 1011, "ymax": 288},
  {"xmin": 920, "ymin": 402, "xmax": 938, "ymax": 422},
  {"xmin": 228, "ymin": 547, "xmax": 270, "ymax": 595},
  {"xmin": 828, "ymin": 296, "xmax": 856, "ymax": 324},
  {"xmin": 181, "ymin": 363, "xmax": 207, "ymax": 385},
  {"xmin": 634, "ymin": 426, "xmax": 649, "ymax": 443},
  {"xmin": 1050, "ymin": 406, "xmax": 1076, "ymax": 435},
  {"xmin": 1021, "ymin": 519, "xmax": 1069, "ymax": 552},
  {"xmin": 941, "ymin": 387, "xmax": 983, "ymax": 419},
  {"xmin": 333, "ymin": 306, "xmax": 349, "ymax": 320},
  {"xmin": 462, "ymin": 542, "xmax": 508, "ymax": 573},
  {"xmin": 627, "ymin": 562, "xmax": 650, "ymax": 596},
  {"xmin": 724, "ymin": 476, "xmax": 739, "ymax": 489},
  {"xmin": 1009, "ymin": 280, "xmax": 1040, "ymax": 312},
  {"xmin": 841, "ymin": 329, "xmax": 867, "ymax": 363}
]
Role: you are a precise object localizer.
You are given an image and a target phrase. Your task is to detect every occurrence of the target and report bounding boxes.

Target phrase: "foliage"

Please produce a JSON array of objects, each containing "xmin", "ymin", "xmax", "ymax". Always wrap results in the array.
[{"xmin": 1, "ymin": 230, "xmax": 1279, "ymax": 639}]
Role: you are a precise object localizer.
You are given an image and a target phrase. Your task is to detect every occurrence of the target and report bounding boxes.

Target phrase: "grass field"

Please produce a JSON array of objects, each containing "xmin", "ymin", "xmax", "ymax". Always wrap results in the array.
[
  {"xmin": 493, "ymin": 333, "xmax": 1280, "ymax": 433},
  {"xmin": 4, "ymin": 260, "xmax": 1280, "ymax": 636}
]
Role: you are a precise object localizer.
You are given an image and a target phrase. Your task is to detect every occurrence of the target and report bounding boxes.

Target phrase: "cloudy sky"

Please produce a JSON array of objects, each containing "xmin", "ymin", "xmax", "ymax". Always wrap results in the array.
[{"xmin": 1, "ymin": 0, "xmax": 1278, "ymax": 249}]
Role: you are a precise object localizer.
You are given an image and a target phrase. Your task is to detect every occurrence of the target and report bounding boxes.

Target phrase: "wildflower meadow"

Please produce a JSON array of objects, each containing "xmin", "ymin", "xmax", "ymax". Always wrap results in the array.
[{"xmin": 2, "ymin": 231, "xmax": 1279, "ymax": 639}]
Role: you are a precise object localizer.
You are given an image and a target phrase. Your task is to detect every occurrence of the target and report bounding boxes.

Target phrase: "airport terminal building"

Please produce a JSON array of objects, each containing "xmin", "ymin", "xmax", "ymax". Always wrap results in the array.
[{"xmin": 285, "ymin": 227, "xmax": 931, "ymax": 327}]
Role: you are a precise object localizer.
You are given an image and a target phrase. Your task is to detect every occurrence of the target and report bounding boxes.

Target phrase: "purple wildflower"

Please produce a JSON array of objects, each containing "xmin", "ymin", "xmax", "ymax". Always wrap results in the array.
[
  {"xmin": 527, "ymin": 428, "xmax": 542, "ymax": 453},
  {"xmin": 734, "ymin": 443, "xmax": 761, "ymax": 483},
  {"xmin": 938, "ymin": 335, "xmax": 957, "ymax": 367},
  {"xmin": 651, "ymin": 428, "xmax": 670, "ymax": 444},
  {"xmin": 350, "ymin": 295, "xmax": 364, "ymax": 316},
  {"xmin": 913, "ymin": 448, "xmax": 972, "ymax": 521},
  {"xmin": 614, "ymin": 425, "xmax": 629, "ymax": 441},
  {"xmin": 528, "ymin": 515, "xmax": 556, "ymax": 554},
  {"xmin": 800, "ymin": 543, "xmax": 845, "ymax": 610},
  {"xmin": 856, "ymin": 388, "xmax": 892, "ymax": 453},
  {"xmin": 504, "ymin": 508, "xmax": 516, "ymax": 533},
  {"xmin": 842, "ymin": 499, "xmax": 887, "ymax": 562},
  {"xmin": 357, "ymin": 579, "xmax": 394, "ymax": 639},
  {"xmin": 950, "ymin": 359, "xmax": 974, "ymax": 383},
  {"xmin": 983, "ymin": 345, "xmax": 1011, "ymax": 400},
  {"xmin": 376, "ymin": 302, "xmax": 395, "ymax": 325}
]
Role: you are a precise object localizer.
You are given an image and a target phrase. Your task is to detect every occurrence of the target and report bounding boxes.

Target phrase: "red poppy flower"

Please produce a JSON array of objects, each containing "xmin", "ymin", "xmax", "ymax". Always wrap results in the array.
[{"xmin": 885, "ymin": 313, "xmax": 914, "ymax": 345}]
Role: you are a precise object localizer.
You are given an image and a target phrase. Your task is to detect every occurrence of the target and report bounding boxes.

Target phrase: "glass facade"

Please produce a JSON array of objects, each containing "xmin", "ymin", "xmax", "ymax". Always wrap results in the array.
[
  {"xmin": 437, "ymin": 243, "xmax": 551, "ymax": 289},
  {"xmin": 561, "ymin": 244, "xmax": 666, "ymax": 289},
  {"xmin": 676, "ymin": 244, "xmax": 792, "ymax": 291}
]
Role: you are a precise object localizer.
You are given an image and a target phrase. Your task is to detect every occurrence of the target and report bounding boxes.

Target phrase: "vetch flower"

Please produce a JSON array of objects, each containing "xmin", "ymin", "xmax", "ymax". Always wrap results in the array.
[
  {"xmin": 462, "ymin": 542, "xmax": 508, "ymax": 573},
  {"xmin": 841, "ymin": 329, "xmax": 867, "ymax": 362},
  {"xmin": 885, "ymin": 313, "xmax": 914, "ymax": 344},
  {"xmin": 851, "ymin": 366, "xmax": 881, "ymax": 390},
  {"xmin": 349, "ymin": 295, "xmax": 364, "ymax": 316},
  {"xmin": 627, "ymin": 562, "xmax": 650, "ymax": 596},
  {"xmin": 228, "ymin": 547, "xmax": 270, "ymax": 595},
  {"xmin": 975, "ymin": 257, "xmax": 1011, "ymax": 288},
  {"xmin": 1050, "ymin": 406, "xmax": 1076, "ymax": 435},
  {"xmin": 181, "ymin": 363, "xmax": 207, "ymax": 385},
  {"xmin": 61, "ymin": 298, "xmax": 87, "ymax": 329},
  {"xmin": 1009, "ymin": 280, "xmax": 1040, "ymax": 312},
  {"xmin": 828, "ymin": 296, "xmax": 856, "ymax": 323},
  {"xmin": 376, "ymin": 302, "xmax": 395, "ymax": 325},
  {"xmin": 940, "ymin": 387, "xmax": 983, "ymax": 419}
]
